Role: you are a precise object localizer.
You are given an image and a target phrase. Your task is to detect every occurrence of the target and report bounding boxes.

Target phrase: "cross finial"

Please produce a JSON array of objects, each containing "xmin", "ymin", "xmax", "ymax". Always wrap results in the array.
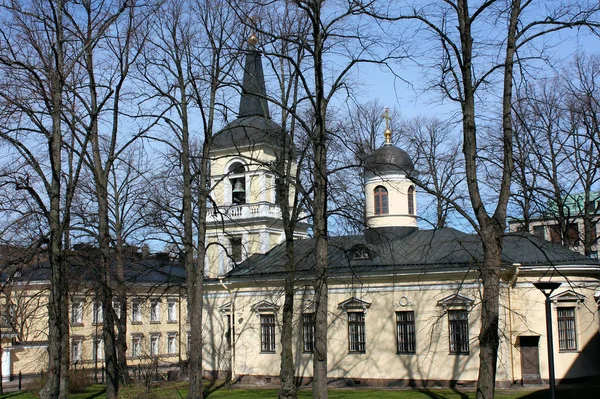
[{"xmin": 383, "ymin": 107, "xmax": 392, "ymax": 145}]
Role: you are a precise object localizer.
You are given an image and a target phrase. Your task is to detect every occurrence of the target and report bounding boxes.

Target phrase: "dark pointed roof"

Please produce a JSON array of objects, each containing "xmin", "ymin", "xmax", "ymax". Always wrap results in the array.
[
  {"xmin": 238, "ymin": 47, "xmax": 269, "ymax": 119},
  {"xmin": 212, "ymin": 44, "xmax": 284, "ymax": 152}
]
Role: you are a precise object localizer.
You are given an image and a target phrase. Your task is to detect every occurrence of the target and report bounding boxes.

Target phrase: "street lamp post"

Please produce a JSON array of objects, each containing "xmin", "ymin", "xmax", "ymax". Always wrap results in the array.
[{"xmin": 533, "ymin": 281, "xmax": 562, "ymax": 399}]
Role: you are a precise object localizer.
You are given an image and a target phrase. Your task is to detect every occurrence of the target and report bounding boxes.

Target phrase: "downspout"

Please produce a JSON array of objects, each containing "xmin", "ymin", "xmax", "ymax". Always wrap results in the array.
[
  {"xmin": 508, "ymin": 264, "xmax": 521, "ymax": 384},
  {"xmin": 219, "ymin": 277, "xmax": 235, "ymax": 381}
]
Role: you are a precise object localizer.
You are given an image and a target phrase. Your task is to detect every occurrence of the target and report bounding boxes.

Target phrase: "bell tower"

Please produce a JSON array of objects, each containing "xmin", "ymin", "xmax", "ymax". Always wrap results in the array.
[
  {"xmin": 363, "ymin": 108, "xmax": 418, "ymax": 243},
  {"xmin": 205, "ymin": 34, "xmax": 309, "ymax": 277}
]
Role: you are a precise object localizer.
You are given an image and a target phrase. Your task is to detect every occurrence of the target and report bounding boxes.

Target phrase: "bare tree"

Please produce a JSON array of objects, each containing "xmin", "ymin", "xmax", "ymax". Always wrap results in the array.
[
  {"xmin": 138, "ymin": 1, "xmax": 239, "ymax": 397},
  {"xmin": 563, "ymin": 54, "xmax": 600, "ymax": 255},
  {"xmin": 372, "ymin": 1, "xmax": 600, "ymax": 397},
  {"xmin": 403, "ymin": 116, "xmax": 465, "ymax": 229},
  {"xmin": 62, "ymin": 2, "xmax": 150, "ymax": 396},
  {"xmin": 0, "ymin": 1, "xmax": 89, "ymax": 396},
  {"xmin": 253, "ymin": 2, "xmax": 401, "ymax": 397}
]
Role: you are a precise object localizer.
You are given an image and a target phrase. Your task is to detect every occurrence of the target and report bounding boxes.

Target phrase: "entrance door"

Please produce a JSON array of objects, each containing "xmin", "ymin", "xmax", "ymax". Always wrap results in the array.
[{"xmin": 520, "ymin": 336, "xmax": 542, "ymax": 385}]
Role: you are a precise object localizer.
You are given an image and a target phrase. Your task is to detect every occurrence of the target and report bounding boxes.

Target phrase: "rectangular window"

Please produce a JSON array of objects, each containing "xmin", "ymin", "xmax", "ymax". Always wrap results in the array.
[
  {"xmin": 567, "ymin": 223, "xmax": 580, "ymax": 246},
  {"xmin": 132, "ymin": 335, "xmax": 142, "ymax": 358},
  {"xmin": 93, "ymin": 339, "xmax": 104, "ymax": 361},
  {"xmin": 348, "ymin": 312, "xmax": 365, "ymax": 353},
  {"xmin": 230, "ymin": 238, "xmax": 242, "ymax": 262},
  {"xmin": 558, "ymin": 307, "xmax": 577, "ymax": 351},
  {"xmin": 448, "ymin": 310, "xmax": 469, "ymax": 354},
  {"xmin": 260, "ymin": 314, "xmax": 276, "ymax": 353},
  {"xmin": 71, "ymin": 300, "xmax": 83, "ymax": 325},
  {"xmin": 396, "ymin": 311, "xmax": 416, "ymax": 354},
  {"xmin": 533, "ymin": 225, "xmax": 545, "ymax": 239},
  {"xmin": 132, "ymin": 301, "xmax": 142, "ymax": 323},
  {"xmin": 549, "ymin": 224, "xmax": 562, "ymax": 244},
  {"xmin": 167, "ymin": 334, "xmax": 177, "ymax": 354},
  {"xmin": 150, "ymin": 335, "xmax": 159, "ymax": 356},
  {"xmin": 113, "ymin": 300, "xmax": 122, "ymax": 320},
  {"xmin": 150, "ymin": 300, "xmax": 160, "ymax": 323},
  {"xmin": 92, "ymin": 302, "xmax": 103, "ymax": 324},
  {"xmin": 71, "ymin": 338, "xmax": 82, "ymax": 363},
  {"xmin": 225, "ymin": 315, "xmax": 234, "ymax": 349},
  {"xmin": 302, "ymin": 313, "xmax": 315, "ymax": 353},
  {"xmin": 167, "ymin": 300, "xmax": 177, "ymax": 323}
]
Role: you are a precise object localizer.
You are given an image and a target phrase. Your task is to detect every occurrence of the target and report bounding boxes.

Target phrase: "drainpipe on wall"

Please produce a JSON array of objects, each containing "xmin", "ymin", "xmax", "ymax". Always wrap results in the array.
[
  {"xmin": 508, "ymin": 264, "xmax": 521, "ymax": 384},
  {"xmin": 218, "ymin": 277, "xmax": 235, "ymax": 381}
]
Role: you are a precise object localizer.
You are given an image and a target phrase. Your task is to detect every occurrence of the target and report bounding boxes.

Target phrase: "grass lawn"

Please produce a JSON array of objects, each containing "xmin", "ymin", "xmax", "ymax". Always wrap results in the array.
[{"xmin": 0, "ymin": 382, "xmax": 594, "ymax": 399}]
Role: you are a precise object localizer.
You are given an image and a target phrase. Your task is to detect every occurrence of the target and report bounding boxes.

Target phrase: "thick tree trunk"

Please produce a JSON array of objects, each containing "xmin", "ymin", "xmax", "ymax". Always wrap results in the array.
[
  {"xmin": 279, "ymin": 237, "xmax": 297, "ymax": 399},
  {"xmin": 41, "ymin": 2, "xmax": 68, "ymax": 395},
  {"xmin": 312, "ymin": 122, "xmax": 328, "ymax": 399},
  {"xmin": 114, "ymin": 234, "xmax": 129, "ymax": 382},
  {"xmin": 476, "ymin": 227, "xmax": 502, "ymax": 399}
]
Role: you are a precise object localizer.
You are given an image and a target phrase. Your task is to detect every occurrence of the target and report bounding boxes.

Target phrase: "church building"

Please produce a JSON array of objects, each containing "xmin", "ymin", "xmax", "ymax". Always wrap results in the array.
[
  {"xmin": 1, "ymin": 35, "xmax": 599, "ymax": 389},
  {"xmin": 198, "ymin": 37, "xmax": 600, "ymax": 387}
]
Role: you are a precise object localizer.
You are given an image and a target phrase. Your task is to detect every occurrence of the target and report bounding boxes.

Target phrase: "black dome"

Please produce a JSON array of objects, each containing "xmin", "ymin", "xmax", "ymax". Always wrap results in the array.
[
  {"xmin": 364, "ymin": 144, "xmax": 414, "ymax": 174},
  {"xmin": 212, "ymin": 116, "xmax": 285, "ymax": 151}
]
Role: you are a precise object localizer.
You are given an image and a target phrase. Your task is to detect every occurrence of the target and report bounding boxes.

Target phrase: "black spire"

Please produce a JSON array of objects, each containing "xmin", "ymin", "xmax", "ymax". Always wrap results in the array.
[{"xmin": 238, "ymin": 40, "xmax": 270, "ymax": 119}]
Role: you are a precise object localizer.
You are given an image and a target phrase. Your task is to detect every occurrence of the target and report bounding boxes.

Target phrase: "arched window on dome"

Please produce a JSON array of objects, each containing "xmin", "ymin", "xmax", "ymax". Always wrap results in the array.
[
  {"xmin": 228, "ymin": 162, "xmax": 246, "ymax": 204},
  {"xmin": 408, "ymin": 186, "xmax": 415, "ymax": 215},
  {"xmin": 374, "ymin": 186, "xmax": 389, "ymax": 215}
]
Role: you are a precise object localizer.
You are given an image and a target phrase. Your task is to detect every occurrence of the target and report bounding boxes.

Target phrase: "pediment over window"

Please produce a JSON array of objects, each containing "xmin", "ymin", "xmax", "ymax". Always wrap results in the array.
[
  {"xmin": 338, "ymin": 297, "xmax": 371, "ymax": 311},
  {"xmin": 437, "ymin": 293, "xmax": 474, "ymax": 310},
  {"xmin": 550, "ymin": 290, "xmax": 586, "ymax": 304},
  {"xmin": 251, "ymin": 300, "xmax": 279, "ymax": 313}
]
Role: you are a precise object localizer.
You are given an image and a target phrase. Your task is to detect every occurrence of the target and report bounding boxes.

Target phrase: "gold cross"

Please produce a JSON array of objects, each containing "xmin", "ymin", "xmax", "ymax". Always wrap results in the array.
[
  {"xmin": 383, "ymin": 107, "xmax": 392, "ymax": 144},
  {"xmin": 383, "ymin": 107, "xmax": 391, "ymax": 130}
]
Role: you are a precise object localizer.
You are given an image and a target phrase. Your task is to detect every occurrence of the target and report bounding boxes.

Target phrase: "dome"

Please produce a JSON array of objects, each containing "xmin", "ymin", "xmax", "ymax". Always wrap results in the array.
[
  {"xmin": 212, "ymin": 116, "xmax": 286, "ymax": 151},
  {"xmin": 364, "ymin": 144, "xmax": 414, "ymax": 175}
]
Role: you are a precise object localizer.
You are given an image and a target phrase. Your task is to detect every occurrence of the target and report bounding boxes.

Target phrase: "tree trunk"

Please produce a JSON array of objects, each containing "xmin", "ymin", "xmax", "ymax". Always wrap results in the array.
[
  {"xmin": 40, "ymin": 2, "xmax": 68, "ymax": 396},
  {"xmin": 312, "ymin": 110, "xmax": 329, "ymax": 399},
  {"xmin": 279, "ymin": 237, "xmax": 297, "ymax": 399},
  {"xmin": 476, "ymin": 227, "xmax": 502, "ymax": 399}
]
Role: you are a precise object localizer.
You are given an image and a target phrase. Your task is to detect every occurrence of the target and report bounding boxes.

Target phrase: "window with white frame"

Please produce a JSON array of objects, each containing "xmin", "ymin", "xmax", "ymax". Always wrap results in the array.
[
  {"xmin": 93, "ymin": 302, "xmax": 103, "ymax": 324},
  {"xmin": 302, "ymin": 313, "xmax": 315, "ymax": 353},
  {"xmin": 225, "ymin": 314, "xmax": 234, "ymax": 349},
  {"xmin": 113, "ymin": 300, "xmax": 122, "ymax": 320},
  {"xmin": 131, "ymin": 300, "xmax": 142, "ymax": 323},
  {"xmin": 167, "ymin": 333, "xmax": 177, "ymax": 354},
  {"xmin": 348, "ymin": 312, "xmax": 366, "ymax": 353},
  {"xmin": 93, "ymin": 338, "xmax": 104, "ymax": 361},
  {"xmin": 167, "ymin": 300, "xmax": 177, "ymax": 323},
  {"xmin": 396, "ymin": 311, "xmax": 416, "ymax": 354},
  {"xmin": 260, "ymin": 314, "xmax": 276, "ymax": 353},
  {"xmin": 71, "ymin": 300, "xmax": 83, "ymax": 325},
  {"xmin": 150, "ymin": 334, "xmax": 160, "ymax": 356},
  {"xmin": 131, "ymin": 335, "xmax": 142, "ymax": 357},
  {"xmin": 150, "ymin": 299, "xmax": 160, "ymax": 323},
  {"xmin": 557, "ymin": 307, "xmax": 577, "ymax": 351},
  {"xmin": 448, "ymin": 310, "xmax": 469, "ymax": 354},
  {"xmin": 71, "ymin": 338, "xmax": 82, "ymax": 363}
]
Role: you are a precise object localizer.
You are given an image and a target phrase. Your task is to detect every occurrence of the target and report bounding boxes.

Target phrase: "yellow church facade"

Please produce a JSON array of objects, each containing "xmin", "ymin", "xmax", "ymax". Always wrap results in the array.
[{"xmin": 2, "ymin": 39, "xmax": 600, "ymax": 389}]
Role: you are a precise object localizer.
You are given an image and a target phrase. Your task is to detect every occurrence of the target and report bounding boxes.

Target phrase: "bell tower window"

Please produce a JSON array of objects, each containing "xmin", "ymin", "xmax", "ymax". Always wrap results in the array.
[
  {"xmin": 408, "ymin": 186, "xmax": 415, "ymax": 215},
  {"xmin": 229, "ymin": 237, "xmax": 242, "ymax": 263},
  {"xmin": 229, "ymin": 162, "xmax": 246, "ymax": 204},
  {"xmin": 374, "ymin": 186, "xmax": 389, "ymax": 215}
]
